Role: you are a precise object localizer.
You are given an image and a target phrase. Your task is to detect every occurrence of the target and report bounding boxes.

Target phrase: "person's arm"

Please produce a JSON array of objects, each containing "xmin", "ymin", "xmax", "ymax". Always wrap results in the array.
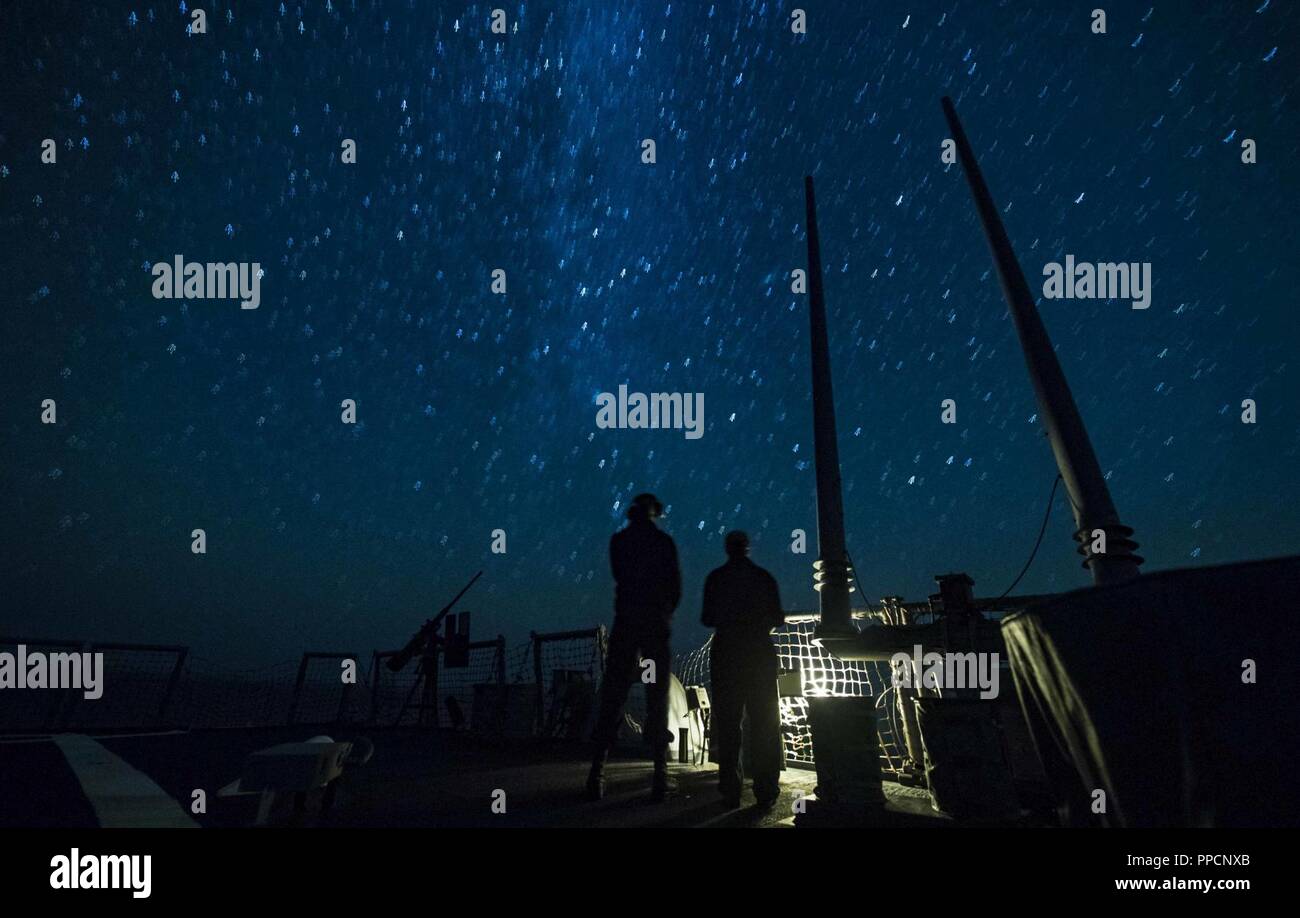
[
  {"xmin": 609, "ymin": 532, "xmax": 625, "ymax": 585},
  {"xmin": 665, "ymin": 536, "xmax": 682, "ymax": 613},
  {"xmin": 701, "ymin": 571, "xmax": 717, "ymax": 628},
  {"xmin": 764, "ymin": 571, "xmax": 786, "ymax": 630}
]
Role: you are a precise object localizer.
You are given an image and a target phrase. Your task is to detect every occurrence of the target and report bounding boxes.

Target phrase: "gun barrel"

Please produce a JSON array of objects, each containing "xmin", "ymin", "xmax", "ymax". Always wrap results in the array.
[
  {"xmin": 385, "ymin": 570, "xmax": 484, "ymax": 672},
  {"xmin": 439, "ymin": 570, "xmax": 483, "ymax": 615}
]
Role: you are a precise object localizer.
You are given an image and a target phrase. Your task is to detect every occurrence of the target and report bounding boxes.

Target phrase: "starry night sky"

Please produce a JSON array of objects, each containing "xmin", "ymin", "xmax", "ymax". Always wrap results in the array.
[{"xmin": 3, "ymin": 1, "xmax": 1298, "ymax": 666}]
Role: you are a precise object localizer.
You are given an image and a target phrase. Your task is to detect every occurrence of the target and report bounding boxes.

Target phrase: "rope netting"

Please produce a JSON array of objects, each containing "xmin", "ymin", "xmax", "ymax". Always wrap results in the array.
[
  {"xmin": 505, "ymin": 642, "xmax": 535, "ymax": 684},
  {"xmin": 522, "ymin": 631, "xmax": 603, "ymax": 738},
  {"xmin": 368, "ymin": 652, "xmax": 421, "ymax": 726},
  {"xmin": 435, "ymin": 642, "xmax": 505, "ymax": 726},
  {"xmin": 72, "ymin": 644, "xmax": 188, "ymax": 730},
  {"xmin": 533, "ymin": 631, "xmax": 605, "ymax": 702},
  {"xmin": 0, "ymin": 638, "xmax": 98, "ymax": 731},
  {"xmin": 288, "ymin": 654, "xmax": 368, "ymax": 726},
  {"xmin": 177, "ymin": 657, "xmax": 303, "ymax": 729},
  {"xmin": 671, "ymin": 619, "xmax": 899, "ymax": 768}
]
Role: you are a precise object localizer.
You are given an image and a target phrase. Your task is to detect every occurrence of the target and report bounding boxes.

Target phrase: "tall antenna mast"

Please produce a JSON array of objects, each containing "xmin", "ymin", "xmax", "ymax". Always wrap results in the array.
[
  {"xmin": 804, "ymin": 176, "xmax": 856, "ymax": 634},
  {"xmin": 941, "ymin": 96, "xmax": 1141, "ymax": 584}
]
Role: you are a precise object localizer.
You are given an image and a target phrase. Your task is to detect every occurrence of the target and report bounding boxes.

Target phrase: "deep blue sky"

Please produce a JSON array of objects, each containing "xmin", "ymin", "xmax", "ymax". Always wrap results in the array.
[{"xmin": 3, "ymin": 1, "xmax": 1298, "ymax": 665}]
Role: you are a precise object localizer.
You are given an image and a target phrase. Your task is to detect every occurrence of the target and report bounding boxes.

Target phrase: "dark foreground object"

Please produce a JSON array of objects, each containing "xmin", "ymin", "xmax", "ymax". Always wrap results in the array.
[{"xmin": 1003, "ymin": 554, "xmax": 1300, "ymax": 827}]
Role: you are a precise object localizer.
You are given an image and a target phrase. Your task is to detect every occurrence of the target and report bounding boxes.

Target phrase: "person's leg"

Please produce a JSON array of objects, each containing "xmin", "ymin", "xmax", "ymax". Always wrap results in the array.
[
  {"xmin": 710, "ymin": 652, "xmax": 744, "ymax": 806},
  {"xmin": 587, "ymin": 619, "xmax": 638, "ymax": 798},
  {"xmin": 642, "ymin": 620, "xmax": 673, "ymax": 800},
  {"xmin": 641, "ymin": 622, "xmax": 673, "ymax": 754},
  {"xmin": 746, "ymin": 668, "xmax": 784, "ymax": 805},
  {"xmin": 591, "ymin": 619, "xmax": 639, "ymax": 747}
]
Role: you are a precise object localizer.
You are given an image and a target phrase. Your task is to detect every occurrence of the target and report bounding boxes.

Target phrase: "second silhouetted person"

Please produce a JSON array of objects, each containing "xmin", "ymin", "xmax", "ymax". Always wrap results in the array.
[{"xmin": 702, "ymin": 530, "xmax": 785, "ymax": 809}]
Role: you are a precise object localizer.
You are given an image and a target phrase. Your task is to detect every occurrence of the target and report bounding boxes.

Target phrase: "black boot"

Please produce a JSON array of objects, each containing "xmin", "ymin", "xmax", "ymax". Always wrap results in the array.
[
  {"xmin": 650, "ymin": 752, "xmax": 674, "ymax": 802},
  {"xmin": 586, "ymin": 749, "xmax": 608, "ymax": 801}
]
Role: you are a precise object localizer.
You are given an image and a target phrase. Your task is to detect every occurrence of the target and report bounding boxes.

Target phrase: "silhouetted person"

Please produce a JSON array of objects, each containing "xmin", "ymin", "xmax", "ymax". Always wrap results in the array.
[
  {"xmin": 587, "ymin": 493, "xmax": 682, "ymax": 802},
  {"xmin": 702, "ymin": 530, "xmax": 785, "ymax": 808}
]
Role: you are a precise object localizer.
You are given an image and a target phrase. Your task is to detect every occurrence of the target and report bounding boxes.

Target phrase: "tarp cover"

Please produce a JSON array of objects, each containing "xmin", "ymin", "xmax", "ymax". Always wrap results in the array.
[{"xmin": 1001, "ymin": 554, "xmax": 1300, "ymax": 827}]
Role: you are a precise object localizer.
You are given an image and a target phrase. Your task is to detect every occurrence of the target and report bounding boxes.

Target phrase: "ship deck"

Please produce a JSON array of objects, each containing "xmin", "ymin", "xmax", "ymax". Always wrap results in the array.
[{"xmin": 0, "ymin": 726, "xmax": 945, "ymax": 829}]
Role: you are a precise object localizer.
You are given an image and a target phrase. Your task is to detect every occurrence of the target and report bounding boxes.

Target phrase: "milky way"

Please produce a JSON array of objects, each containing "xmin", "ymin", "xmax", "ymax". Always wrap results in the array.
[{"xmin": 3, "ymin": 1, "xmax": 1297, "ymax": 664}]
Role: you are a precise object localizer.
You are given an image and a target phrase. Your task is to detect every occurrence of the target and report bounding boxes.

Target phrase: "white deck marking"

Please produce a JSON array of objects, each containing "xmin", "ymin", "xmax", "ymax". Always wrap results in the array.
[
  {"xmin": 51, "ymin": 733, "xmax": 199, "ymax": 828},
  {"xmin": 0, "ymin": 730, "xmax": 187, "ymax": 745}
]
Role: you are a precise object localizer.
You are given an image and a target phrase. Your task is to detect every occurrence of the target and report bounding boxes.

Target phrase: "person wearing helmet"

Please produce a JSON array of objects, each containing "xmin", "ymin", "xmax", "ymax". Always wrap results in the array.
[
  {"xmin": 586, "ymin": 493, "xmax": 682, "ymax": 802},
  {"xmin": 702, "ymin": 530, "xmax": 785, "ymax": 808}
]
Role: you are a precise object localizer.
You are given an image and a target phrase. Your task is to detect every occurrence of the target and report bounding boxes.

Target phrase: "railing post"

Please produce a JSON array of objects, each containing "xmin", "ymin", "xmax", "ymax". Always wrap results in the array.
[
  {"xmin": 337, "ymin": 653, "xmax": 359, "ymax": 724},
  {"xmin": 369, "ymin": 652, "xmax": 384, "ymax": 724},
  {"xmin": 287, "ymin": 654, "xmax": 310, "ymax": 725},
  {"xmin": 159, "ymin": 647, "xmax": 189, "ymax": 725},
  {"xmin": 531, "ymin": 631, "xmax": 545, "ymax": 733},
  {"xmin": 52, "ymin": 641, "xmax": 95, "ymax": 731}
]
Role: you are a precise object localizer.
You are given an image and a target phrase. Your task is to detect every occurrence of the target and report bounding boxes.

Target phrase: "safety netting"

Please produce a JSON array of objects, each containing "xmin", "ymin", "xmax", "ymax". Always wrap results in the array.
[
  {"xmin": 672, "ymin": 618, "xmax": 899, "ymax": 768},
  {"xmin": 533, "ymin": 630, "xmax": 605, "ymax": 700},
  {"xmin": 286, "ymin": 653, "xmax": 368, "ymax": 726},
  {"xmin": 434, "ymin": 641, "xmax": 506, "ymax": 724},
  {"xmin": 71, "ymin": 643, "xmax": 189, "ymax": 730},
  {"xmin": 0, "ymin": 639, "xmax": 189, "ymax": 732},
  {"xmin": 0, "ymin": 638, "xmax": 104, "ymax": 731},
  {"xmin": 177, "ymin": 657, "xmax": 303, "ymax": 729}
]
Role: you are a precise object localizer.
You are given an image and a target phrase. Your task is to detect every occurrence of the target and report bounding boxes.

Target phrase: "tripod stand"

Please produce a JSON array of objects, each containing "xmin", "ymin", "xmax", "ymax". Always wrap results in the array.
[{"xmin": 396, "ymin": 641, "xmax": 441, "ymax": 727}]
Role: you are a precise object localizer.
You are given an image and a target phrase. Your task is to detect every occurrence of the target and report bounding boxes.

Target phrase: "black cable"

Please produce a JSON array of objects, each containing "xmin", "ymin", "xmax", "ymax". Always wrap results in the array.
[{"xmin": 995, "ymin": 473, "xmax": 1063, "ymax": 601}]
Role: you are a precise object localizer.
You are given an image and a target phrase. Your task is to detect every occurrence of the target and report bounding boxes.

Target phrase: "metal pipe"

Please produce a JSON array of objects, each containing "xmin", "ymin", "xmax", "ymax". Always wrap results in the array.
[{"xmin": 940, "ymin": 97, "xmax": 1142, "ymax": 585}]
